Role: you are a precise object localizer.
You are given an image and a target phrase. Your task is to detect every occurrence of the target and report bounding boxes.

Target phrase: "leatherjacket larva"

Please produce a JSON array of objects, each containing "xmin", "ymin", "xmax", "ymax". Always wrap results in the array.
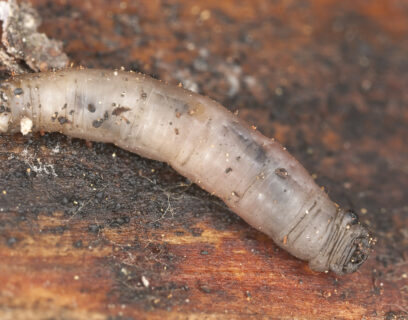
[{"xmin": 0, "ymin": 68, "xmax": 374, "ymax": 275}]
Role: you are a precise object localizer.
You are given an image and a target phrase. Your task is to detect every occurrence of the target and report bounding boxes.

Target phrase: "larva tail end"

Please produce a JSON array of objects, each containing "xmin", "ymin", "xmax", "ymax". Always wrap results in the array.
[
  {"xmin": 341, "ymin": 229, "xmax": 374, "ymax": 274},
  {"xmin": 331, "ymin": 210, "xmax": 375, "ymax": 275}
]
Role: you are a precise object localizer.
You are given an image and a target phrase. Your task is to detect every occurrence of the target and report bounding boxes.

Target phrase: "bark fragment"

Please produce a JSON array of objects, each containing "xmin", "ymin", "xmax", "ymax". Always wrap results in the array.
[{"xmin": 0, "ymin": 0, "xmax": 68, "ymax": 74}]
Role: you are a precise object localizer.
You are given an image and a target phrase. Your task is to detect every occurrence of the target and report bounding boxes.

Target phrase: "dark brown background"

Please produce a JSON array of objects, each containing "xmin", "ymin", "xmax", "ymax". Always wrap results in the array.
[{"xmin": 0, "ymin": 0, "xmax": 407, "ymax": 319}]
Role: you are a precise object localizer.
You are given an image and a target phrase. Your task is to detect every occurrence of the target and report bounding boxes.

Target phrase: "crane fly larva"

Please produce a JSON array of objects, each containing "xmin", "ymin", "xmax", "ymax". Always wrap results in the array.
[{"xmin": 0, "ymin": 69, "xmax": 374, "ymax": 275}]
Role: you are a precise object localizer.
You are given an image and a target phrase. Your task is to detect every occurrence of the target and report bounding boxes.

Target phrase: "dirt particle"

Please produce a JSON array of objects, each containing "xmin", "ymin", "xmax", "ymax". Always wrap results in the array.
[
  {"xmin": 199, "ymin": 285, "xmax": 211, "ymax": 293},
  {"xmin": 0, "ymin": 105, "xmax": 11, "ymax": 113},
  {"xmin": 14, "ymin": 88, "xmax": 23, "ymax": 96},
  {"xmin": 88, "ymin": 224, "xmax": 102, "ymax": 233},
  {"xmin": 245, "ymin": 291, "xmax": 252, "ymax": 299},
  {"xmin": 58, "ymin": 116, "xmax": 68, "ymax": 124},
  {"xmin": 73, "ymin": 240, "xmax": 83, "ymax": 248},
  {"xmin": 112, "ymin": 106, "xmax": 131, "ymax": 116},
  {"xmin": 92, "ymin": 119, "xmax": 104, "ymax": 128},
  {"xmin": 7, "ymin": 237, "xmax": 18, "ymax": 247},
  {"xmin": 190, "ymin": 228, "xmax": 203, "ymax": 237},
  {"xmin": 88, "ymin": 103, "xmax": 96, "ymax": 112},
  {"xmin": 0, "ymin": 92, "xmax": 8, "ymax": 102},
  {"xmin": 141, "ymin": 275, "xmax": 150, "ymax": 287},
  {"xmin": 108, "ymin": 216, "xmax": 130, "ymax": 228},
  {"xmin": 275, "ymin": 167, "xmax": 288, "ymax": 179}
]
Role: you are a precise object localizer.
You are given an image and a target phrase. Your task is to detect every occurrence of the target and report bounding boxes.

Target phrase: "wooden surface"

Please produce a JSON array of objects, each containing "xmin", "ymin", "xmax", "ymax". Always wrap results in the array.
[{"xmin": 0, "ymin": 0, "xmax": 407, "ymax": 319}]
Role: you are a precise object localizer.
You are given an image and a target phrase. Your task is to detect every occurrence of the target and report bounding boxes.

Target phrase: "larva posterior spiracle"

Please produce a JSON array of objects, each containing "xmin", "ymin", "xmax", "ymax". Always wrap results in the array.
[{"xmin": 0, "ymin": 69, "xmax": 374, "ymax": 275}]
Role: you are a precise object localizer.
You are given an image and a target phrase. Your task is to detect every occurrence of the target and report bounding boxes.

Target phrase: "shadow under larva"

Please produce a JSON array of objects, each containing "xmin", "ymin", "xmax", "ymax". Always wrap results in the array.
[{"xmin": 0, "ymin": 68, "xmax": 374, "ymax": 275}]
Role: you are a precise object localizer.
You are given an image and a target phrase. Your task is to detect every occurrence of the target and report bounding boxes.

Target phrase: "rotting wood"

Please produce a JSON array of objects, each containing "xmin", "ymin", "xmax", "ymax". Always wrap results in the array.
[{"xmin": 0, "ymin": 0, "xmax": 407, "ymax": 319}]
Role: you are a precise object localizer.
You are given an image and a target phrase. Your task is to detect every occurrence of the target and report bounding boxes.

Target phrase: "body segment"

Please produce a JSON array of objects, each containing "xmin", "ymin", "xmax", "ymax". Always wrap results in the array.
[{"xmin": 0, "ymin": 69, "xmax": 373, "ymax": 274}]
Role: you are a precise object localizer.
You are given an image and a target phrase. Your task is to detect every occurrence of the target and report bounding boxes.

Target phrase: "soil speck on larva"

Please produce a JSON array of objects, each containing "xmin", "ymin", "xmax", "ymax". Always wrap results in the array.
[
  {"xmin": 0, "ymin": 106, "xmax": 10, "ymax": 113},
  {"xmin": 58, "ymin": 117, "xmax": 68, "ymax": 124},
  {"xmin": 92, "ymin": 119, "xmax": 104, "ymax": 128},
  {"xmin": 275, "ymin": 168, "xmax": 288, "ymax": 179},
  {"xmin": 112, "ymin": 106, "xmax": 131, "ymax": 116},
  {"xmin": 88, "ymin": 104, "xmax": 96, "ymax": 112},
  {"xmin": 14, "ymin": 88, "xmax": 23, "ymax": 96}
]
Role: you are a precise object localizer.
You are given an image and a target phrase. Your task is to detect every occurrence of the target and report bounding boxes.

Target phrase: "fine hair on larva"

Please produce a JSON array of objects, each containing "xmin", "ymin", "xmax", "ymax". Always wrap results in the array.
[{"xmin": 0, "ymin": 68, "xmax": 374, "ymax": 275}]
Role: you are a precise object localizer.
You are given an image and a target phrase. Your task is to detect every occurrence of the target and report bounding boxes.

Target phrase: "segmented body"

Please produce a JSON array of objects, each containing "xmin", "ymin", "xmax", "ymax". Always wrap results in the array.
[{"xmin": 0, "ymin": 69, "xmax": 373, "ymax": 274}]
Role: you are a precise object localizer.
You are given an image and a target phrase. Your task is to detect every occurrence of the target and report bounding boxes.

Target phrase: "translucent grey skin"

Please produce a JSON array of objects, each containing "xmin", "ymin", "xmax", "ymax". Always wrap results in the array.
[{"xmin": 0, "ymin": 69, "xmax": 373, "ymax": 275}]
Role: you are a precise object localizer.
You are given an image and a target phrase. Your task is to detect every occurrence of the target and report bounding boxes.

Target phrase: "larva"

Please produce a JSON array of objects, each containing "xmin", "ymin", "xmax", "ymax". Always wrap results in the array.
[{"xmin": 0, "ymin": 68, "xmax": 373, "ymax": 275}]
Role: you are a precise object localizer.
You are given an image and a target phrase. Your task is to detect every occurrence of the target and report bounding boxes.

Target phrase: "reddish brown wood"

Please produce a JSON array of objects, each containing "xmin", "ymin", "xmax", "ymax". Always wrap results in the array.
[{"xmin": 0, "ymin": 0, "xmax": 407, "ymax": 319}]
